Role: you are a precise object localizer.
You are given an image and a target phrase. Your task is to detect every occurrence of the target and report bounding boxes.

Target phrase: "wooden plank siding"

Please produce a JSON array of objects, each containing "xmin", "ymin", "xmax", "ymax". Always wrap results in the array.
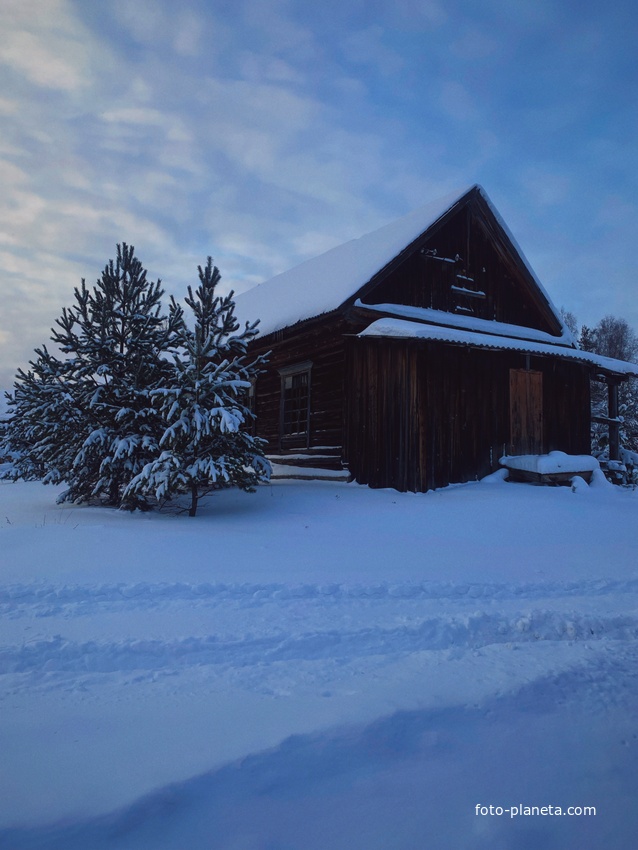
[
  {"xmin": 541, "ymin": 358, "xmax": 591, "ymax": 456},
  {"xmin": 249, "ymin": 313, "xmax": 367, "ymax": 452},
  {"xmin": 344, "ymin": 337, "xmax": 592, "ymax": 492},
  {"xmin": 361, "ymin": 193, "xmax": 561, "ymax": 335}
]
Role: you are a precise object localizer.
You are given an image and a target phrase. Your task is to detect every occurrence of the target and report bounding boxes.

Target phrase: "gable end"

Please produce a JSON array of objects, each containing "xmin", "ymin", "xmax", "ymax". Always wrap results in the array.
[{"xmin": 353, "ymin": 187, "xmax": 564, "ymax": 338}]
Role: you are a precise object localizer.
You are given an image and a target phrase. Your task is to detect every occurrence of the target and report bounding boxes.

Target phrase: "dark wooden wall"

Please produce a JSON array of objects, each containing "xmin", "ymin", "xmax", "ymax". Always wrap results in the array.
[
  {"xmin": 541, "ymin": 357, "xmax": 591, "ymax": 455},
  {"xmin": 344, "ymin": 337, "xmax": 591, "ymax": 492},
  {"xmin": 249, "ymin": 313, "xmax": 363, "ymax": 451},
  {"xmin": 363, "ymin": 198, "xmax": 560, "ymax": 335}
]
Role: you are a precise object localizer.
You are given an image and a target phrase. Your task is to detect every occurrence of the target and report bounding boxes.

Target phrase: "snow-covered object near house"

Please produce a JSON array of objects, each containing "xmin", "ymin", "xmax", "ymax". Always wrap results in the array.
[
  {"xmin": 499, "ymin": 451, "xmax": 602, "ymax": 484},
  {"xmin": 500, "ymin": 451, "xmax": 601, "ymax": 475},
  {"xmin": 234, "ymin": 184, "xmax": 638, "ymax": 493}
]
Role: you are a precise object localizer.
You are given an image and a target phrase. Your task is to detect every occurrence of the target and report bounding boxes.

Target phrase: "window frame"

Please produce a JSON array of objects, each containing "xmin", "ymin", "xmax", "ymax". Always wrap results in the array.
[{"xmin": 278, "ymin": 360, "xmax": 313, "ymax": 449}]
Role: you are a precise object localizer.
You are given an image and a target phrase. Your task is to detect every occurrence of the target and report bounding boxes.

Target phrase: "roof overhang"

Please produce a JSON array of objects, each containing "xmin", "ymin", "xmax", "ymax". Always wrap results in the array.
[
  {"xmin": 353, "ymin": 300, "xmax": 574, "ymax": 348},
  {"xmin": 357, "ymin": 317, "xmax": 638, "ymax": 379}
]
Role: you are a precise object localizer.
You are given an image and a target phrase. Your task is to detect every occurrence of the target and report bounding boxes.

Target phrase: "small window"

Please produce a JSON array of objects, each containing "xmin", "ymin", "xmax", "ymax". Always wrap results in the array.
[{"xmin": 279, "ymin": 361, "xmax": 312, "ymax": 448}]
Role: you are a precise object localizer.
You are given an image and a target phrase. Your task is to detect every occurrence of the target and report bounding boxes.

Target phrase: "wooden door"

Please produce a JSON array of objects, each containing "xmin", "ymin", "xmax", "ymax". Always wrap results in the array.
[{"xmin": 509, "ymin": 369, "xmax": 543, "ymax": 455}]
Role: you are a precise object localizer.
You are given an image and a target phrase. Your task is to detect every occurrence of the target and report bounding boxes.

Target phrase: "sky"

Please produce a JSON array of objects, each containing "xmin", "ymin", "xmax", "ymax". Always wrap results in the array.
[{"xmin": 1, "ymin": 0, "xmax": 637, "ymax": 391}]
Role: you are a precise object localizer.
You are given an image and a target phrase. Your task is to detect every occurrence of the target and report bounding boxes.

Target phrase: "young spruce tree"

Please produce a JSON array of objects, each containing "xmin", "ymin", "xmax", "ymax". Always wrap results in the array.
[
  {"xmin": 124, "ymin": 258, "xmax": 270, "ymax": 516},
  {"xmin": 2, "ymin": 245, "xmax": 181, "ymax": 506}
]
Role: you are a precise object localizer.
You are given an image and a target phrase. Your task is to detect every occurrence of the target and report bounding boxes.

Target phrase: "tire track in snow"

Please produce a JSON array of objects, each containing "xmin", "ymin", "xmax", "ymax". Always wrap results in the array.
[
  {"xmin": 2, "ymin": 577, "xmax": 638, "ymax": 619},
  {"xmin": 2, "ymin": 610, "xmax": 637, "ymax": 680}
]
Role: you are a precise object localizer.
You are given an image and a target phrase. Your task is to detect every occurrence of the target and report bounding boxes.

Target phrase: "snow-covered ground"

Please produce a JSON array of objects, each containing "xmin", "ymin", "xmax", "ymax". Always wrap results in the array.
[{"xmin": 0, "ymin": 475, "xmax": 637, "ymax": 849}]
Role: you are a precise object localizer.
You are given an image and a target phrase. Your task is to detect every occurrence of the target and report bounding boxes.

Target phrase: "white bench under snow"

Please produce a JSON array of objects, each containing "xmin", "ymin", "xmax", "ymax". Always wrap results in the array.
[{"xmin": 500, "ymin": 451, "xmax": 600, "ymax": 484}]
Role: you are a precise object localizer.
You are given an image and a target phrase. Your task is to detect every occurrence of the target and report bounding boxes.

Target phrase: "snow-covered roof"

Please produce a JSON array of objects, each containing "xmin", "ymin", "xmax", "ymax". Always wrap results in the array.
[
  {"xmin": 358, "ymin": 318, "xmax": 638, "ymax": 377},
  {"xmin": 235, "ymin": 184, "xmax": 571, "ymax": 341},
  {"xmin": 355, "ymin": 301, "xmax": 575, "ymax": 347}
]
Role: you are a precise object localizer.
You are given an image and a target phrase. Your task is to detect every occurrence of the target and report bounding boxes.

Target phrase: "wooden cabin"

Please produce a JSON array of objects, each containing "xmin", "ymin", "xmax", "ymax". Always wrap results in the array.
[{"xmin": 235, "ymin": 185, "xmax": 638, "ymax": 491}]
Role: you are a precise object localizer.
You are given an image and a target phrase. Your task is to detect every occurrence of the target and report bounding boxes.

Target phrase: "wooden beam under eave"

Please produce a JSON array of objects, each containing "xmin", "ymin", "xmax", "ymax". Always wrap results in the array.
[{"xmin": 608, "ymin": 379, "xmax": 620, "ymax": 461}]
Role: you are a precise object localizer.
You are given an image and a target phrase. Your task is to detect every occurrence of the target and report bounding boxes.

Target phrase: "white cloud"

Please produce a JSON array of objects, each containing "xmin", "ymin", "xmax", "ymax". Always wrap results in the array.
[
  {"xmin": 0, "ymin": 0, "xmax": 92, "ymax": 92},
  {"xmin": 0, "ymin": 248, "xmax": 89, "ymax": 386},
  {"xmin": 200, "ymin": 77, "xmax": 319, "ymax": 174},
  {"xmin": 290, "ymin": 229, "xmax": 347, "ymax": 258},
  {"xmin": 0, "ymin": 97, "xmax": 19, "ymax": 115},
  {"xmin": 173, "ymin": 11, "xmax": 203, "ymax": 57},
  {"xmin": 98, "ymin": 103, "xmax": 198, "ymax": 176},
  {"xmin": 0, "ymin": 30, "xmax": 88, "ymax": 91},
  {"xmin": 0, "ymin": 159, "xmax": 29, "ymax": 186},
  {"xmin": 101, "ymin": 107, "xmax": 168, "ymax": 125},
  {"xmin": 2, "ymin": 189, "xmax": 47, "ymax": 229}
]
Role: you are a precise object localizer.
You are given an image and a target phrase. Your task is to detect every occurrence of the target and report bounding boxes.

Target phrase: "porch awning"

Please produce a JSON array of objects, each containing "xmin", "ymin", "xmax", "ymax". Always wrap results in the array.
[{"xmin": 358, "ymin": 317, "xmax": 638, "ymax": 379}]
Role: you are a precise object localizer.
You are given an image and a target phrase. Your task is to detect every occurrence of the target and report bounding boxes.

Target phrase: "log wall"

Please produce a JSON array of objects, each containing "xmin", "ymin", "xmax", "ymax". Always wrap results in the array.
[
  {"xmin": 344, "ymin": 337, "xmax": 591, "ymax": 492},
  {"xmin": 249, "ymin": 313, "xmax": 364, "ymax": 452}
]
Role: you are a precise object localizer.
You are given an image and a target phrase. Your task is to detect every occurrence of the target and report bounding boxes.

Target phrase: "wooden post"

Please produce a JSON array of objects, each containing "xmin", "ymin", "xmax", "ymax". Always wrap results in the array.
[{"xmin": 608, "ymin": 380, "xmax": 620, "ymax": 461}]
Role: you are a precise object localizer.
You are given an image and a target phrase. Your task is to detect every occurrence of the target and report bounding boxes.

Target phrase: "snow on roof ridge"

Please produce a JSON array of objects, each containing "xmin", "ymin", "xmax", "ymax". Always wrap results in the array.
[
  {"xmin": 234, "ymin": 185, "xmax": 477, "ymax": 337},
  {"xmin": 234, "ymin": 184, "xmax": 572, "ymax": 343}
]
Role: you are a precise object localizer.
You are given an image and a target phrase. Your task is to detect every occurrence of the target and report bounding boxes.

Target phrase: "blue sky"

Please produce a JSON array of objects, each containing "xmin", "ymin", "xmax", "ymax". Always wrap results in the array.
[{"xmin": 1, "ymin": 0, "xmax": 637, "ymax": 388}]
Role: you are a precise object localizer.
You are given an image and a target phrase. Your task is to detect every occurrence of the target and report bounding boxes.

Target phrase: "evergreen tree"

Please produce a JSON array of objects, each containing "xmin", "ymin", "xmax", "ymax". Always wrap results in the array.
[
  {"xmin": 1, "ymin": 348, "xmax": 82, "ymax": 485},
  {"xmin": 124, "ymin": 258, "xmax": 270, "ymax": 516},
  {"xmin": 2, "ymin": 245, "xmax": 181, "ymax": 506},
  {"xmin": 578, "ymin": 324, "xmax": 597, "ymax": 353}
]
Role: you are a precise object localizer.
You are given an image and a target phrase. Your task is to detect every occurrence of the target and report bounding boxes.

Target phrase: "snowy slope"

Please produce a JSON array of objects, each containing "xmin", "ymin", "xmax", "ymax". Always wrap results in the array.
[{"xmin": 0, "ymin": 477, "xmax": 637, "ymax": 849}]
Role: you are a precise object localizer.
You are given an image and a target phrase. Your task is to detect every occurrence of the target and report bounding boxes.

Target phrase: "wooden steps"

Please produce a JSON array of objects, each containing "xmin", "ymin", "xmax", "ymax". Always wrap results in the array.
[{"xmin": 268, "ymin": 447, "xmax": 351, "ymax": 481}]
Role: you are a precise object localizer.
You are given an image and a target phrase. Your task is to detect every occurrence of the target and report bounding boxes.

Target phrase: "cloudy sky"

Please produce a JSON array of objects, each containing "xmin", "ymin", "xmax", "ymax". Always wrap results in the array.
[{"xmin": 1, "ymin": 0, "xmax": 637, "ymax": 389}]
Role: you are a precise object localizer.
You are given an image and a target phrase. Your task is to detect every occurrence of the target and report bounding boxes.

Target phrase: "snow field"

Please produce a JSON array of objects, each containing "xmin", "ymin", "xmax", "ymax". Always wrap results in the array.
[{"xmin": 0, "ymin": 477, "xmax": 637, "ymax": 849}]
